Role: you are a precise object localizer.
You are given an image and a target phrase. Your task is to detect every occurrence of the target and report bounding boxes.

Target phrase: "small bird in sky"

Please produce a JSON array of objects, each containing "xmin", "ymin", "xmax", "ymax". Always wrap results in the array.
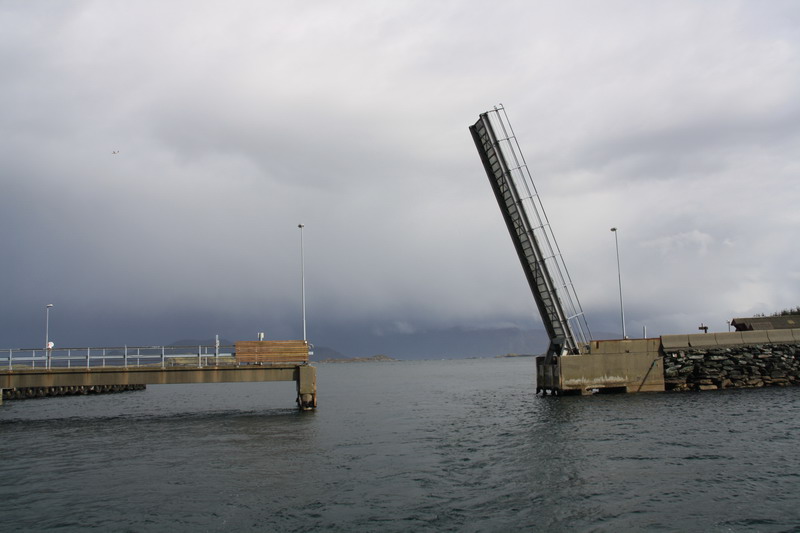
[{"xmin": 112, "ymin": 151, "xmax": 119, "ymax": 154}]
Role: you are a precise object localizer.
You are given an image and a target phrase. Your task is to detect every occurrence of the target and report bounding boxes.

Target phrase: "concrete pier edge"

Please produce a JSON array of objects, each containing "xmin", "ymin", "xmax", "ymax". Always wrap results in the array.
[
  {"xmin": 1, "ymin": 363, "xmax": 317, "ymax": 410},
  {"xmin": 538, "ymin": 328, "xmax": 800, "ymax": 395}
]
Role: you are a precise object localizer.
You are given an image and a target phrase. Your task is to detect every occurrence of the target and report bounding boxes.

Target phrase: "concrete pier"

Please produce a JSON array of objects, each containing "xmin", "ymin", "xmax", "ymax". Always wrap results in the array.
[
  {"xmin": 537, "ymin": 329, "xmax": 800, "ymax": 395},
  {"xmin": 0, "ymin": 364, "xmax": 317, "ymax": 409},
  {"xmin": 0, "ymin": 340, "xmax": 316, "ymax": 409},
  {"xmin": 537, "ymin": 338, "xmax": 664, "ymax": 395}
]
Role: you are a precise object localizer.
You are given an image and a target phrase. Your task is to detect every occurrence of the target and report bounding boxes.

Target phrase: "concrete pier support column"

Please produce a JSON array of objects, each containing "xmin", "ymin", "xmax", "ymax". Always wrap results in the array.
[{"xmin": 296, "ymin": 365, "xmax": 317, "ymax": 410}]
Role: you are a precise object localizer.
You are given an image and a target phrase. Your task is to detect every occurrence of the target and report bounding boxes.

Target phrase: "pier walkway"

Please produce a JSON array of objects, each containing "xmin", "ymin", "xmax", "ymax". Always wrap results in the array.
[{"xmin": 0, "ymin": 341, "xmax": 316, "ymax": 409}]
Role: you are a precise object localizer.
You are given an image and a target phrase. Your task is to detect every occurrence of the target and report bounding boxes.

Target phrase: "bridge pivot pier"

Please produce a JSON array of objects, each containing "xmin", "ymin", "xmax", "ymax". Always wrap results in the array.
[{"xmin": 536, "ymin": 339, "xmax": 665, "ymax": 395}]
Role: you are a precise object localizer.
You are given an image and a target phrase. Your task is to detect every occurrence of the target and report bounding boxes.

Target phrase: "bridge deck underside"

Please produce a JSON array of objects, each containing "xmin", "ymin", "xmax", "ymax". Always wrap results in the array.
[{"xmin": 0, "ymin": 365, "xmax": 301, "ymax": 389}]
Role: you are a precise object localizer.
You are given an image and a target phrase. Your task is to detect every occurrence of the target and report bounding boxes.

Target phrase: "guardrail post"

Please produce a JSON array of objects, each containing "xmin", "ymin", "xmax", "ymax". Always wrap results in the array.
[
  {"xmin": 161, "ymin": 346, "xmax": 165, "ymax": 369},
  {"xmin": 86, "ymin": 347, "xmax": 91, "ymax": 369},
  {"xmin": 124, "ymin": 345, "xmax": 128, "ymax": 368},
  {"xmin": 67, "ymin": 349, "xmax": 71, "ymax": 368},
  {"xmin": 8, "ymin": 349, "xmax": 11, "ymax": 370},
  {"xmin": 198, "ymin": 345, "xmax": 202, "ymax": 368}
]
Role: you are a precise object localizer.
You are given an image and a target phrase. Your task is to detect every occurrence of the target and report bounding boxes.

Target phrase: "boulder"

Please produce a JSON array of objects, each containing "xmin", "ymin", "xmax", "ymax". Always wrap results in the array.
[{"xmin": 697, "ymin": 384, "xmax": 718, "ymax": 391}]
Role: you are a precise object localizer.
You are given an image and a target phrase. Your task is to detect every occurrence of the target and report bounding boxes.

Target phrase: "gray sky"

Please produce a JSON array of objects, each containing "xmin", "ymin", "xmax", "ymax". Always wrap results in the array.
[{"xmin": 2, "ymin": 0, "xmax": 799, "ymax": 353}]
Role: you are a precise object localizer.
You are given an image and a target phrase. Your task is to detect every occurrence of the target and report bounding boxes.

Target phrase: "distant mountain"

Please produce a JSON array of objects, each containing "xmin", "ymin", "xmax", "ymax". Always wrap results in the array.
[
  {"xmin": 165, "ymin": 329, "xmax": 632, "ymax": 361},
  {"xmin": 167, "ymin": 339, "xmax": 340, "ymax": 362},
  {"xmin": 309, "ymin": 345, "xmax": 348, "ymax": 362},
  {"xmin": 168, "ymin": 338, "xmax": 235, "ymax": 347},
  {"xmin": 317, "ymin": 354, "xmax": 397, "ymax": 363},
  {"xmin": 311, "ymin": 325, "xmax": 551, "ymax": 360}
]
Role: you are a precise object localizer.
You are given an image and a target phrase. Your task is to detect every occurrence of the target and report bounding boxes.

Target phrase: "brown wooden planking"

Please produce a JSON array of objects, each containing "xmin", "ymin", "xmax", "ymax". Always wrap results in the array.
[
  {"xmin": 234, "ymin": 340, "xmax": 309, "ymax": 363},
  {"xmin": 236, "ymin": 344, "xmax": 308, "ymax": 353},
  {"xmin": 236, "ymin": 350, "xmax": 308, "ymax": 354},
  {"xmin": 235, "ymin": 358, "xmax": 309, "ymax": 363}
]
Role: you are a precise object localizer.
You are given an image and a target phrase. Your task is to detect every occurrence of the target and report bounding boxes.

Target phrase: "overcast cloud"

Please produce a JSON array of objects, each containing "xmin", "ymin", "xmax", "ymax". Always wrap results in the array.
[{"xmin": 1, "ymin": 1, "xmax": 798, "ymax": 355}]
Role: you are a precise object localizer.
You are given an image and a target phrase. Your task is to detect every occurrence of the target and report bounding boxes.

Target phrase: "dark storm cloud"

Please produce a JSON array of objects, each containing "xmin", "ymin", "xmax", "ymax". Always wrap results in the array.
[{"xmin": 1, "ymin": 1, "xmax": 799, "ymax": 354}]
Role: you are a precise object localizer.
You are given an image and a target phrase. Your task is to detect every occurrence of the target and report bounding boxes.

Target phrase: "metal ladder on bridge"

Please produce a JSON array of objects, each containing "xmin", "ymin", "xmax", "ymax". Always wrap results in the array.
[{"xmin": 470, "ymin": 105, "xmax": 591, "ymax": 356}]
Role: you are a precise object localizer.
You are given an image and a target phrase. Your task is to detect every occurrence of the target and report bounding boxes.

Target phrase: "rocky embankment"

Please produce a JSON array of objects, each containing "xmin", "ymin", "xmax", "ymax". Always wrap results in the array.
[
  {"xmin": 663, "ymin": 344, "xmax": 800, "ymax": 391},
  {"xmin": 2, "ymin": 384, "xmax": 146, "ymax": 400}
]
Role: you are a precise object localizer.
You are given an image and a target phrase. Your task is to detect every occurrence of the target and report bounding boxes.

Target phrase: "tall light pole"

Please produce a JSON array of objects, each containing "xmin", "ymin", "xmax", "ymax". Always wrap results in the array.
[
  {"xmin": 298, "ymin": 224, "xmax": 307, "ymax": 342},
  {"xmin": 610, "ymin": 228, "xmax": 626, "ymax": 339},
  {"xmin": 45, "ymin": 303, "xmax": 54, "ymax": 367}
]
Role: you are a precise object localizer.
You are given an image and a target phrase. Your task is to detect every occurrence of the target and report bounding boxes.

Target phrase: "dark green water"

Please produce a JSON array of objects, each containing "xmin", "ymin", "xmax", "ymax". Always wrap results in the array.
[{"xmin": 1, "ymin": 357, "xmax": 799, "ymax": 531}]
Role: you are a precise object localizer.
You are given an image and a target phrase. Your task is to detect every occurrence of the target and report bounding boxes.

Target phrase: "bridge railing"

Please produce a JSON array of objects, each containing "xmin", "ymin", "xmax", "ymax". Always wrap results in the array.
[{"xmin": 2, "ymin": 345, "xmax": 237, "ymax": 370}]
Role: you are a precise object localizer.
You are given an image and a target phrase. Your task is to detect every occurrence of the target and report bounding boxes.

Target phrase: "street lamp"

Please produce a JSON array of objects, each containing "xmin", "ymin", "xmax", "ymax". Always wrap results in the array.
[
  {"xmin": 298, "ymin": 224, "xmax": 307, "ymax": 342},
  {"xmin": 45, "ymin": 303, "xmax": 54, "ymax": 368},
  {"xmin": 610, "ymin": 228, "xmax": 626, "ymax": 339}
]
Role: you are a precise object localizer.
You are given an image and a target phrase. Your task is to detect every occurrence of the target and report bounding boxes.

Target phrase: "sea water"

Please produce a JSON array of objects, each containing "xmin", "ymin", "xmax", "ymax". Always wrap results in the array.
[{"xmin": 1, "ymin": 357, "xmax": 799, "ymax": 531}]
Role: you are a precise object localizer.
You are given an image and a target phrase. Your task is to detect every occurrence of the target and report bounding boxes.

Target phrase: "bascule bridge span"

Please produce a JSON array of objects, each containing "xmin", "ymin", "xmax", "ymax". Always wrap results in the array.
[{"xmin": 470, "ymin": 106, "xmax": 664, "ymax": 395}]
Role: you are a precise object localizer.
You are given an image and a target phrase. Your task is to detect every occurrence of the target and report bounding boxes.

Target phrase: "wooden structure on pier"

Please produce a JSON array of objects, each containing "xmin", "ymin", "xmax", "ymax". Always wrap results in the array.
[{"xmin": 235, "ymin": 340, "xmax": 310, "ymax": 364}]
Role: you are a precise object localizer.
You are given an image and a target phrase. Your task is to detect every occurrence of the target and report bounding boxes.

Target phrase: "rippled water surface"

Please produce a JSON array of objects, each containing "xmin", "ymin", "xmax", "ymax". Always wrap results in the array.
[{"xmin": 2, "ymin": 357, "xmax": 799, "ymax": 531}]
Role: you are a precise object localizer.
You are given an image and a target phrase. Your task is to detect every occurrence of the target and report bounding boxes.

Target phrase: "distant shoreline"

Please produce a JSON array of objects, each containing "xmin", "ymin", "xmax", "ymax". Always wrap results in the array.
[
  {"xmin": 316, "ymin": 353, "xmax": 537, "ymax": 363},
  {"xmin": 317, "ymin": 354, "xmax": 397, "ymax": 364}
]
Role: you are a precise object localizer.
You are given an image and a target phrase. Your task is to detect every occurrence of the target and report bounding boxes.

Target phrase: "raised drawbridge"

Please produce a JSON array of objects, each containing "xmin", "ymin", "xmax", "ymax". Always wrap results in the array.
[
  {"xmin": 470, "ymin": 106, "xmax": 666, "ymax": 395},
  {"xmin": 470, "ymin": 105, "xmax": 591, "ymax": 359}
]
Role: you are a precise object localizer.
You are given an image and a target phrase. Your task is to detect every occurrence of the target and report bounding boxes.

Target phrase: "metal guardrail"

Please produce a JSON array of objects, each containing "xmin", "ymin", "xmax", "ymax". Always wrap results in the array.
[{"xmin": 1, "ymin": 345, "xmax": 237, "ymax": 371}]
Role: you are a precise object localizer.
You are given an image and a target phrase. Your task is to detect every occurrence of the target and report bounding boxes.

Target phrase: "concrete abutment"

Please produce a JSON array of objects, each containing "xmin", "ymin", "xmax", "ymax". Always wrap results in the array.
[{"xmin": 537, "ymin": 329, "xmax": 800, "ymax": 395}]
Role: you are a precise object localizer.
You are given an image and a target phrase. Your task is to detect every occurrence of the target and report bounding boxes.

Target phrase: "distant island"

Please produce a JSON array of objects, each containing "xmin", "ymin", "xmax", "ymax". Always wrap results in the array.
[{"xmin": 317, "ymin": 354, "xmax": 397, "ymax": 364}]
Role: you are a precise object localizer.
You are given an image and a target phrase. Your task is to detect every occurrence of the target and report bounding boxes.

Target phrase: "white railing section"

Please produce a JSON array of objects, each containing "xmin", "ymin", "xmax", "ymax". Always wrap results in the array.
[{"xmin": 2, "ymin": 345, "xmax": 237, "ymax": 371}]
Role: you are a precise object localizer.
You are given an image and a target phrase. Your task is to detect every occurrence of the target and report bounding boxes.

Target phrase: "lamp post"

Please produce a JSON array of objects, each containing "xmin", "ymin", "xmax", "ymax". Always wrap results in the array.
[
  {"xmin": 45, "ymin": 303, "xmax": 54, "ymax": 368},
  {"xmin": 298, "ymin": 224, "xmax": 307, "ymax": 342},
  {"xmin": 610, "ymin": 228, "xmax": 626, "ymax": 339}
]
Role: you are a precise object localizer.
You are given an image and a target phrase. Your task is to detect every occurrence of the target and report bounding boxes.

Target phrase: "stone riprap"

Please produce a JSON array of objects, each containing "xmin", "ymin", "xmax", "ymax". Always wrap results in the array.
[
  {"xmin": 663, "ymin": 344, "xmax": 800, "ymax": 391},
  {"xmin": 2, "ymin": 383, "xmax": 146, "ymax": 400}
]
